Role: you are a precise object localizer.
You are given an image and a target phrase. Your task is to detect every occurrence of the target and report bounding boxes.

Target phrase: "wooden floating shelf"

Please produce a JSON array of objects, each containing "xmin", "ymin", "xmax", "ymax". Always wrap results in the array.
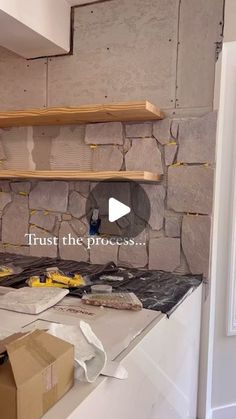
[
  {"xmin": 0, "ymin": 101, "xmax": 164, "ymax": 128},
  {"xmin": 0, "ymin": 170, "xmax": 161, "ymax": 182}
]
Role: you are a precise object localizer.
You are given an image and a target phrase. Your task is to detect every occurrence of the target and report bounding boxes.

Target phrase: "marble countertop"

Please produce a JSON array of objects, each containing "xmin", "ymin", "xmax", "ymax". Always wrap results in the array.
[{"xmin": 0, "ymin": 253, "xmax": 202, "ymax": 316}]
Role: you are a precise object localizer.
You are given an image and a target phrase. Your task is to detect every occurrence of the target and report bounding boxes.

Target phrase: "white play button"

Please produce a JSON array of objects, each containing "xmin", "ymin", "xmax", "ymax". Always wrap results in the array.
[{"xmin": 108, "ymin": 197, "xmax": 131, "ymax": 222}]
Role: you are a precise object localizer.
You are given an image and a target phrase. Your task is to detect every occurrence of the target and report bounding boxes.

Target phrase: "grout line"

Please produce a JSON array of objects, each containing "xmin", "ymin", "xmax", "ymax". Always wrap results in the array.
[{"xmin": 174, "ymin": 0, "xmax": 182, "ymax": 110}]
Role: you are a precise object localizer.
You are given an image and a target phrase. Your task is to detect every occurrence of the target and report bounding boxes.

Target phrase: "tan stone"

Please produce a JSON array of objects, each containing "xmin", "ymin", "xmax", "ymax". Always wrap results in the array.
[
  {"xmin": 90, "ymin": 243, "xmax": 119, "ymax": 264},
  {"xmin": 177, "ymin": 112, "xmax": 217, "ymax": 164},
  {"xmin": 85, "ymin": 122, "xmax": 123, "ymax": 145},
  {"xmin": 30, "ymin": 211, "xmax": 56, "ymax": 232},
  {"xmin": 29, "ymin": 226, "xmax": 57, "ymax": 258},
  {"xmin": 119, "ymin": 244, "xmax": 148, "ymax": 268},
  {"xmin": 29, "ymin": 181, "xmax": 69, "ymax": 212},
  {"xmin": 153, "ymin": 118, "xmax": 171, "ymax": 145},
  {"xmin": 125, "ymin": 138, "xmax": 163, "ymax": 173},
  {"xmin": 167, "ymin": 165, "xmax": 214, "ymax": 214},
  {"xmin": 149, "ymin": 237, "xmax": 181, "ymax": 272},
  {"xmin": 62, "ymin": 214, "xmax": 72, "ymax": 221},
  {"xmin": 2, "ymin": 195, "xmax": 29, "ymax": 245},
  {"xmin": 59, "ymin": 222, "xmax": 89, "ymax": 262},
  {"xmin": 125, "ymin": 123, "xmax": 152, "ymax": 138},
  {"xmin": 182, "ymin": 215, "xmax": 211, "ymax": 276},
  {"xmin": 92, "ymin": 146, "xmax": 123, "ymax": 171}
]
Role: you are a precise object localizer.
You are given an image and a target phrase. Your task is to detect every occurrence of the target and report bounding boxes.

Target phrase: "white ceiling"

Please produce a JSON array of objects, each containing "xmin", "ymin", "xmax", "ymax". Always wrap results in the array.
[{"xmin": 66, "ymin": 0, "xmax": 101, "ymax": 5}]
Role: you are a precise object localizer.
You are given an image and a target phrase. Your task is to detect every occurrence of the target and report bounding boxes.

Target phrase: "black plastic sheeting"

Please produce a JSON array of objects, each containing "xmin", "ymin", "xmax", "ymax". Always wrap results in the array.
[{"xmin": 0, "ymin": 253, "xmax": 202, "ymax": 316}]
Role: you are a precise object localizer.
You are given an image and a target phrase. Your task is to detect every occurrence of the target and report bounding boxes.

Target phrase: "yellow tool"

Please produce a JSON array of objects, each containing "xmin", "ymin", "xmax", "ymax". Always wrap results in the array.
[
  {"xmin": 0, "ymin": 265, "xmax": 14, "ymax": 278},
  {"xmin": 28, "ymin": 267, "xmax": 86, "ymax": 288},
  {"xmin": 27, "ymin": 275, "xmax": 66, "ymax": 288}
]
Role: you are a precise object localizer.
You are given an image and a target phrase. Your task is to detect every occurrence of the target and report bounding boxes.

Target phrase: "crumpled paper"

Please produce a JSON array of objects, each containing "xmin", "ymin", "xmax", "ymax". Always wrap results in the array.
[{"xmin": 48, "ymin": 321, "xmax": 107, "ymax": 383}]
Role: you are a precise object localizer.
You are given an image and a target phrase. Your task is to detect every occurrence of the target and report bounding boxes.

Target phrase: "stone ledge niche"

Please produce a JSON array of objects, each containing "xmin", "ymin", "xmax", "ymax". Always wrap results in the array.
[{"xmin": 0, "ymin": 112, "xmax": 216, "ymax": 277}]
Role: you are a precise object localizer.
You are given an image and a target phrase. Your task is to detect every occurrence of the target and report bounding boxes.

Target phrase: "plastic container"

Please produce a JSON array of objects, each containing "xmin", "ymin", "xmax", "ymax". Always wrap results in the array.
[{"xmin": 91, "ymin": 284, "xmax": 112, "ymax": 294}]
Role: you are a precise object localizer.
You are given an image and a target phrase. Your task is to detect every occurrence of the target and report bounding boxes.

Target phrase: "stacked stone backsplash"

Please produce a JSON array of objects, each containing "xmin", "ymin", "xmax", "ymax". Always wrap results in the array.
[{"xmin": 0, "ymin": 112, "xmax": 216, "ymax": 277}]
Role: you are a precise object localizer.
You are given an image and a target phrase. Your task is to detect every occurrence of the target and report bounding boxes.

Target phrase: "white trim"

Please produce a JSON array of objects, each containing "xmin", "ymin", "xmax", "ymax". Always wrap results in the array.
[
  {"xmin": 221, "ymin": 44, "xmax": 236, "ymax": 336},
  {"xmin": 198, "ymin": 41, "xmax": 236, "ymax": 418},
  {"xmin": 212, "ymin": 403, "xmax": 236, "ymax": 419}
]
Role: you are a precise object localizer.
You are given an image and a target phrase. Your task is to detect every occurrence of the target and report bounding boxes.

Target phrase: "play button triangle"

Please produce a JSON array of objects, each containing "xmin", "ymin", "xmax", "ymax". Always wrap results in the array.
[{"xmin": 108, "ymin": 197, "xmax": 131, "ymax": 222}]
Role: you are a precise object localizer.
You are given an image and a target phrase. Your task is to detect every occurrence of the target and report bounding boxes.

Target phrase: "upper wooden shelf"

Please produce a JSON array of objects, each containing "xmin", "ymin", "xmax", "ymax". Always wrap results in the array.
[
  {"xmin": 0, "ymin": 101, "xmax": 164, "ymax": 128},
  {"xmin": 0, "ymin": 170, "xmax": 161, "ymax": 182}
]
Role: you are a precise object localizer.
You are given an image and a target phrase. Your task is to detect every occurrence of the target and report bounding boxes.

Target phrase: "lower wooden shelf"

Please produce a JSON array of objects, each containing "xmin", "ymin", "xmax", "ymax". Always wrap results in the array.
[{"xmin": 0, "ymin": 170, "xmax": 161, "ymax": 182}]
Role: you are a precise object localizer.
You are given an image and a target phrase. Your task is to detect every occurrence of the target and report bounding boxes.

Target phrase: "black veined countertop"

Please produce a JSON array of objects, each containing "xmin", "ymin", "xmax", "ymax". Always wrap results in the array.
[{"xmin": 0, "ymin": 253, "xmax": 202, "ymax": 317}]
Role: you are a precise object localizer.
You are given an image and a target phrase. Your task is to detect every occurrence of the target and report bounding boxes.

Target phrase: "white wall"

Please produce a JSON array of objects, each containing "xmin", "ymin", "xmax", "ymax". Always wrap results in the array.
[
  {"xmin": 209, "ymin": 1, "xmax": 236, "ymax": 417},
  {"xmin": 0, "ymin": 0, "xmax": 71, "ymax": 58}
]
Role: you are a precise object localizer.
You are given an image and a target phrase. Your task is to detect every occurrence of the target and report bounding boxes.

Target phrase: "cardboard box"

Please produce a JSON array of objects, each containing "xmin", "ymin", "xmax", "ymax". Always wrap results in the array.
[{"xmin": 0, "ymin": 330, "xmax": 74, "ymax": 419}]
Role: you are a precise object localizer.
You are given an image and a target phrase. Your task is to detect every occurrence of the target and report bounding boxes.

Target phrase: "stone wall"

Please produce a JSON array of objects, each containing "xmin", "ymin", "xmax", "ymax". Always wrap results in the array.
[{"xmin": 0, "ymin": 112, "xmax": 216, "ymax": 276}]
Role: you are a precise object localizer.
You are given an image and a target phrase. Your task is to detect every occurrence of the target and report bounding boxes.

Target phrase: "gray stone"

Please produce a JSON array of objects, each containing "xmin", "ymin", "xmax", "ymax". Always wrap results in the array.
[
  {"xmin": 125, "ymin": 123, "xmax": 152, "ymax": 138},
  {"xmin": 33, "ymin": 126, "xmax": 60, "ymax": 139},
  {"xmin": 91, "ymin": 182, "xmax": 130, "ymax": 216},
  {"xmin": 2, "ymin": 195, "xmax": 29, "ymax": 245},
  {"xmin": 167, "ymin": 165, "xmax": 214, "ymax": 214},
  {"xmin": 74, "ymin": 181, "xmax": 90, "ymax": 197},
  {"xmin": 100, "ymin": 217, "xmax": 122, "ymax": 236},
  {"xmin": 59, "ymin": 222, "xmax": 89, "ymax": 262},
  {"xmin": 125, "ymin": 138, "xmax": 163, "ymax": 174},
  {"xmin": 92, "ymin": 146, "xmax": 123, "ymax": 171},
  {"xmin": 165, "ymin": 144, "xmax": 177, "ymax": 165},
  {"xmin": 153, "ymin": 118, "xmax": 171, "ymax": 145},
  {"xmin": 29, "ymin": 226, "xmax": 57, "ymax": 258},
  {"xmin": 0, "ymin": 181, "xmax": 10, "ymax": 192},
  {"xmin": 0, "ymin": 192, "xmax": 12, "ymax": 211},
  {"xmin": 149, "ymin": 237, "xmax": 181, "ymax": 272},
  {"xmin": 0, "ymin": 139, "xmax": 6, "ymax": 160},
  {"xmin": 119, "ymin": 244, "xmax": 148, "ymax": 268},
  {"xmin": 62, "ymin": 214, "xmax": 72, "ymax": 221},
  {"xmin": 6, "ymin": 246, "xmax": 30, "ymax": 256},
  {"xmin": 149, "ymin": 229, "xmax": 165, "ymax": 239},
  {"xmin": 90, "ymin": 243, "xmax": 119, "ymax": 265},
  {"xmin": 30, "ymin": 211, "xmax": 56, "ymax": 232},
  {"xmin": 68, "ymin": 191, "xmax": 87, "ymax": 219},
  {"xmin": 85, "ymin": 122, "xmax": 123, "ymax": 145},
  {"xmin": 182, "ymin": 215, "xmax": 211, "ymax": 276},
  {"xmin": 177, "ymin": 112, "xmax": 217, "ymax": 163},
  {"xmin": 29, "ymin": 181, "xmax": 69, "ymax": 212},
  {"xmin": 11, "ymin": 182, "xmax": 31, "ymax": 194},
  {"xmin": 165, "ymin": 215, "xmax": 182, "ymax": 237},
  {"xmin": 132, "ymin": 184, "xmax": 165, "ymax": 230},
  {"xmin": 70, "ymin": 218, "xmax": 88, "ymax": 236}
]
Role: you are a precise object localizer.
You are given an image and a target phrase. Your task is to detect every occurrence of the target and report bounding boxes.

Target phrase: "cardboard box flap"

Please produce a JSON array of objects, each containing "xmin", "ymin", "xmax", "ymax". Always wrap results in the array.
[
  {"xmin": 0, "ymin": 332, "xmax": 27, "ymax": 355},
  {"xmin": 6, "ymin": 330, "xmax": 56, "ymax": 387}
]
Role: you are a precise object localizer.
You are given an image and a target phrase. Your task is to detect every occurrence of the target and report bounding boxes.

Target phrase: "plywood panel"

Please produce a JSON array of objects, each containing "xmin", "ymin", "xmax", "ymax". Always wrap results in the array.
[
  {"xmin": 48, "ymin": 0, "xmax": 178, "ymax": 109},
  {"xmin": 176, "ymin": 0, "xmax": 224, "ymax": 109},
  {"xmin": 0, "ymin": 47, "xmax": 47, "ymax": 110}
]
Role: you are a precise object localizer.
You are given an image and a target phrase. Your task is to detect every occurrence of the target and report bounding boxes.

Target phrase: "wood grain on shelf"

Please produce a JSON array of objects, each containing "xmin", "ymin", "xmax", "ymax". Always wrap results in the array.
[
  {"xmin": 0, "ymin": 101, "xmax": 164, "ymax": 128},
  {"xmin": 0, "ymin": 170, "xmax": 161, "ymax": 182}
]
